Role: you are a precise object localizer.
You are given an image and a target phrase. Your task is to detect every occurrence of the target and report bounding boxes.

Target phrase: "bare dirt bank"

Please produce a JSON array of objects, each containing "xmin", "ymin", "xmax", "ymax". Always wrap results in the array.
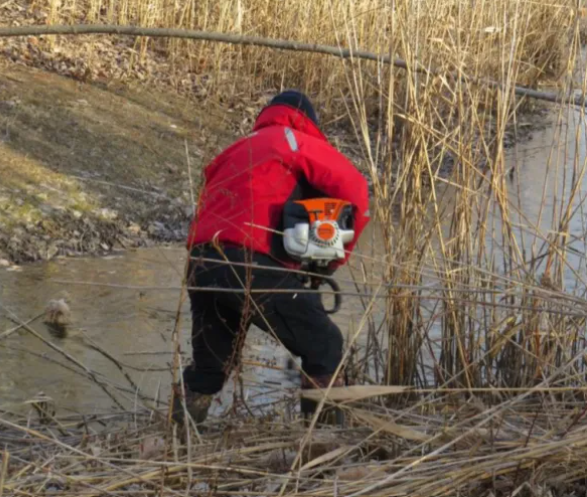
[{"xmin": 0, "ymin": 64, "xmax": 238, "ymax": 264}]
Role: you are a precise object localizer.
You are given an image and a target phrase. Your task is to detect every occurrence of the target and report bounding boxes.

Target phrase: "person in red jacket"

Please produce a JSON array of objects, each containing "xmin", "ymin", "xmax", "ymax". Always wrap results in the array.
[{"xmin": 174, "ymin": 91, "xmax": 369, "ymax": 426}]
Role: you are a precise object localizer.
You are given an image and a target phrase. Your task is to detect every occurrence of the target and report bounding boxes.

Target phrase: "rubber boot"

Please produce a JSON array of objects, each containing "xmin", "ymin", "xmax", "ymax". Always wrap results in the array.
[
  {"xmin": 172, "ymin": 384, "xmax": 213, "ymax": 427},
  {"xmin": 300, "ymin": 373, "xmax": 345, "ymax": 427}
]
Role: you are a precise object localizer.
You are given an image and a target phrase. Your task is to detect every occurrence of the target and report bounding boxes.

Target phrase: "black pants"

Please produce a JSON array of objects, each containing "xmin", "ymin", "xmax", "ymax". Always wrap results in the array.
[{"xmin": 183, "ymin": 246, "xmax": 343, "ymax": 395}]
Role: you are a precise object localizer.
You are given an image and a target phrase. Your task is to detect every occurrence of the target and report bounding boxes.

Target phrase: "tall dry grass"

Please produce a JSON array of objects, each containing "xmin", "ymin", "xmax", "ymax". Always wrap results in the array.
[
  {"xmin": 29, "ymin": 0, "xmax": 585, "ymax": 390},
  {"xmin": 3, "ymin": 2, "xmax": 587, "ymax": 494},
  {"xmin": 20, "ymin": 0, "xmax": 576, "ymax": 116},
  {"xmin": 340, "ymin": 0, "xmax": 587, "ymax": 393}
]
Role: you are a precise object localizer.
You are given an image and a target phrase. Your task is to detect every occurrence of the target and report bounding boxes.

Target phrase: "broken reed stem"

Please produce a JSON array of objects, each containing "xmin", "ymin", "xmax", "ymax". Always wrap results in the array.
[
  {"xmin": 0, "ymin": 24, "xmax": 584, "ymax": 108},
  {"xmin": 0, "ymin": 448, "xmax": 8, "ymax": 497}
]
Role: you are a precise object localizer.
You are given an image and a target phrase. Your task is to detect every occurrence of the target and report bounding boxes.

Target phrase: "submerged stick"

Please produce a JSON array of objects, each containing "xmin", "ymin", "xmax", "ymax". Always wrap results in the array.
[
  {"xmin": 0, "ymin": 24, "xmax": 584, "ymax": 108},
  {"xmin": 82, "ymin": 334, "xmax": 140, "ymax": 392},
  {"xmin": 0, "ymin": 312, "xmax": 44, "ymax": 341},
  {"xmin": 22, "ymin": 325, "xmax": 126, "ymax": 409}
]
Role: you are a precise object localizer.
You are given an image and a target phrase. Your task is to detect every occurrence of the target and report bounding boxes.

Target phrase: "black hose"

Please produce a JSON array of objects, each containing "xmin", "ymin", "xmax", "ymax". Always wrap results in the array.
[
  {"xmin": 311, "ymin": 276, "xmax": 342, "ymax": 314},
  {"xmin": 325, "ymin": 277, "xmax": 343, "ymax": 314}
]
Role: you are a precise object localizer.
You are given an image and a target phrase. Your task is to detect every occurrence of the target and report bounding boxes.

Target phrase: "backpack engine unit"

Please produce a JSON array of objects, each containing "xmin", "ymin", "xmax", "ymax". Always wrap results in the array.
[{"xmin": 283, "ymin": 198, "xmax": 355, "ymax": 313}]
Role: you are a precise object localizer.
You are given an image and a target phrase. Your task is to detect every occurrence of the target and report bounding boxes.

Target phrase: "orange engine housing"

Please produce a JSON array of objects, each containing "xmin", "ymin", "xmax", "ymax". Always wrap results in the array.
[
  {"xmin": 293, "ymin": 198, "xmax": 353, "ymax": 224},
  {"xmin": 283, "ymin": 198, "xmax": 355, "ymax": 265},
  {"xmin": 293, "ymin": 199, "xmax": 353, "ymax": 244}
]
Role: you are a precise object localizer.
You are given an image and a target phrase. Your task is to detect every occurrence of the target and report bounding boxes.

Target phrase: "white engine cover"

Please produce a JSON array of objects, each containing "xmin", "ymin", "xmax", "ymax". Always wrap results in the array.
[{"xmin": 283, "ymin": 221, "xmax": 354, "ymax": 263}]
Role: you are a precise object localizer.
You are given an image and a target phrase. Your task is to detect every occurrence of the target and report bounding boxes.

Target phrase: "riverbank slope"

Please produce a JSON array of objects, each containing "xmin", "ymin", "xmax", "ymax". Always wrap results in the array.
[{"xmin": 0, "ymin": 63, "xmax": 238, "ymax": 264}]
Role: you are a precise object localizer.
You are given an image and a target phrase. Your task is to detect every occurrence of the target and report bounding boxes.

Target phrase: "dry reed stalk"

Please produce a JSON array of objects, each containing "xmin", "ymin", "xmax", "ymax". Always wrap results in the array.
[
  {"xmin": 2, "ymin": 0, "xmax": 587, "ymax": 494},
  {"xmin": 0, "ymin": 0, "xmax": 577, "ymax": 116},
  {"xmin": 0, "ymin": 448, "xmax": 8, "ymax": 497},
  {"xmin": 332, "ymin": 0, "xmax": 587, "ymax": 397},
  {"xmin": 3, "ymin": 376, "xmax": 587, "ymax": 497},
  {"xmin": 0, "ymin": 313, "xmax": 45, "ymax": 341}
]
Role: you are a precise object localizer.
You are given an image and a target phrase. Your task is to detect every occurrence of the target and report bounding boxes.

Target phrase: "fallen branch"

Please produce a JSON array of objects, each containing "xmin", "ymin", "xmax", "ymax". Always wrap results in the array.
[{"xmin": 0, "ymin": 24, "xmax": 584, "ymax": 107}]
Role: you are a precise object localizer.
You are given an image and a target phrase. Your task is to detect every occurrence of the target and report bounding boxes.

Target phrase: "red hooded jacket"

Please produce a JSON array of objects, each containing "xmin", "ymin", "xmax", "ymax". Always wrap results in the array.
[{"xmin": 187, "ymin": 104, "xmax": 370, "ymax": 269}]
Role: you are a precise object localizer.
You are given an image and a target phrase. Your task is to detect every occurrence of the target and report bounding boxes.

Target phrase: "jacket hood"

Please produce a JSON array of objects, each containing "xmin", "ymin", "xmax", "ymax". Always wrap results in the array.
[{"xmin": 253, "ymin": 104, "xmax": 327, "ymax": 142}]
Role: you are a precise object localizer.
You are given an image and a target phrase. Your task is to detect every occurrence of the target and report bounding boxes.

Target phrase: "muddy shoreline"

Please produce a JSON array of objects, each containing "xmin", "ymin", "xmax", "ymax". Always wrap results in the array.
[
  {"xmin": 0, "ymin": 63, "xmax": 230, "ymax": 267},
  {"xmin": 0, "ymin": 117, "xmax": 547, "ymax": 268},
  {"xmin": 0, "ymin": 196, "xmax": 190, "ymax": 267},
  {"xmin": 0, "ymin": 62, "xmax": 549, "ymax": 268}
]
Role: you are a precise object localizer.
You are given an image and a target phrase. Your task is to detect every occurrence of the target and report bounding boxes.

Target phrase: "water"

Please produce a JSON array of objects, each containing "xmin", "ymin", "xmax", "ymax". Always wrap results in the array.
[
  {"xmin": 0, "ymin": 244, "xmax": 372, "ymax": 416},
  {"xmin": 504, "ymin": 108, "xmax": 587, "ymax": 293},
  {"xmin": 0, "ymin": 247, "xmax": 188, "ymax": 414},
  {"xmin": 2, "ymin": 108, "xmax": 587, "ymax": 416}
]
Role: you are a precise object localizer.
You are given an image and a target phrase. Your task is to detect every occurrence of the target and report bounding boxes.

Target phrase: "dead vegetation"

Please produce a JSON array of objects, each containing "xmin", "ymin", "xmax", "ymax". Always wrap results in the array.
[
  {"xmin": 0, "ymin": 0, "xmax": 581, "ymax": 263},
  {"xmin": 2, "ymin": 0, "xmax": 587, "ymax": 495},
  {"xmin": 3, "ymin": 382, "xmax": 587, "ymax": 497},
  {"xmin": 0, "ymin": 0, "xmax": 579, "ymax": 114}
]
